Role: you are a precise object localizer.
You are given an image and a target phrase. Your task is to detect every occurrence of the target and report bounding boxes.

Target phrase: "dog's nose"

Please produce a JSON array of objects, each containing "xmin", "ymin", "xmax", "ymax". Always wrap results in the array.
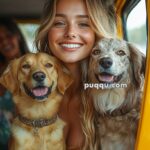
[
  {"xmin": 99, "ymin": 57, "xmax": 113, "ymax": 69},
  {"xmin": 32, "ymin": 71, "xmax": 46, "ymax": 82}
]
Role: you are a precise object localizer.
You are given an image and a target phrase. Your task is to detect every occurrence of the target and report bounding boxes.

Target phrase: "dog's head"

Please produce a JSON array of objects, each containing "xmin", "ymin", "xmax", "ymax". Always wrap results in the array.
[
  {"xmin": 89, "ymin": 38, "xmax": 145, "ymax": 89},
  {"xmin": 88, "ymin": 38, "xmax": 145, "ymax": 113},
  {"xmin": 0, "ymin": 52, "xmax": 72, "ymax": 102}
]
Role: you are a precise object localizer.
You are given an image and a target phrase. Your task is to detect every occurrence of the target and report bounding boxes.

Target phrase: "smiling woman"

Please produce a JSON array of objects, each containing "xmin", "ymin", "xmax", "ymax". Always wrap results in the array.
[
  {"xmin": 0, "ymin": 18, "xmax": 29, "ymax": 94},
  {"xmin": 0, "ymin": 18, "xmax": 29, "ymax": 72},
  {"xmin": 35, "ymin": 0, "xmax": 116, "ymax": 149}
]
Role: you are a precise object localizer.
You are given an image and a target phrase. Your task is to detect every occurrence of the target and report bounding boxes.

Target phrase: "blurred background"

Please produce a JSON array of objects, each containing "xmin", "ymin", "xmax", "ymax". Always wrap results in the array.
[{"xmin": 127, "ymin": 0, "xmax": 146, "ymax": 54}]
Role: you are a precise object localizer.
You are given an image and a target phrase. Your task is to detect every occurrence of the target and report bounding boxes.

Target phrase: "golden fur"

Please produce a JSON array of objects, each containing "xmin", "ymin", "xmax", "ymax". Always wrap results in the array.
[
  {"xmin": 83, "ymin": 38, "xmax": 145, "ymax": 150},
  {"xmin": 0, "ymin": 52, "xmax": 72, "ymax": 150}
]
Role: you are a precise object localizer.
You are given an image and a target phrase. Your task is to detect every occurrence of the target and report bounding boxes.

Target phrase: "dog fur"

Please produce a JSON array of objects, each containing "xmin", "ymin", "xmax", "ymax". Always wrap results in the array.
[
  {"xmin": 88, "ymin": 38, "xmax": 145, "ymax": 150},
  {"xmin": 0, "ymin": 52, "xmax": 72, "ymax": 150}
]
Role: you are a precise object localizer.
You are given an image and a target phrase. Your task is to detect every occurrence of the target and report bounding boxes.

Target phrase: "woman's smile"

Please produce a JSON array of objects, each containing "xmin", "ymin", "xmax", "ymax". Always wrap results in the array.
[{"xmin": 59, "ymin": 42, "xmax": 83, "ymax": 51}]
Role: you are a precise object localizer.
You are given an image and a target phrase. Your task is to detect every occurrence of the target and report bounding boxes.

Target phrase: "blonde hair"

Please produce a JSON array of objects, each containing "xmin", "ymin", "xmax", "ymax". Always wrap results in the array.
[
  {"xmin": 85, "ymin": 0, "xmax": 116, "ymax": 39},
  {"xmin": 35, "ymin": 0, "xmax": 116, "ymax": 149},
  {"xmin": 35, "ymin": 0, "xmax": 58, "ymax": 53}
]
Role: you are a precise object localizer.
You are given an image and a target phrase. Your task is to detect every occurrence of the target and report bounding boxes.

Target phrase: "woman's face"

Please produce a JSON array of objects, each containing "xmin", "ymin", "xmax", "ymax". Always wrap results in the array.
[
  {"xmin": 0, "ymin": 26, "xmax": 20, "ymax": 60},
  {"xmin": 48, "ymin": 0, "xmax": 95, "ymax": 63}
]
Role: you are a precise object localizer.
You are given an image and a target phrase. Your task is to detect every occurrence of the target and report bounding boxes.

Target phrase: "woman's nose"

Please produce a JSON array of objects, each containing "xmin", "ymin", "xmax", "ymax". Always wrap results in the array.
[{"xmin": 64, "ymin": 24, "xmax": 77, "ymax": 39}]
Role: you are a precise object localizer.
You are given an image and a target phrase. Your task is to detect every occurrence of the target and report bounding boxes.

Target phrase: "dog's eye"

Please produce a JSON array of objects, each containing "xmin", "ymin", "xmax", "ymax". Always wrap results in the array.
[
  {"xmin": 116, "ymin": 50, "xmax": 126, "ymax": 56},
  {"xmin": 92, "ymin": 49, "xmax": 101, "ymax": 55},
  {"xmin": 45, "ymin": 63, "xmax": 53, "ymax": 68},
  {"xmin": 22, "ymin": 64, "xmax": 30, "ymax": 69}
]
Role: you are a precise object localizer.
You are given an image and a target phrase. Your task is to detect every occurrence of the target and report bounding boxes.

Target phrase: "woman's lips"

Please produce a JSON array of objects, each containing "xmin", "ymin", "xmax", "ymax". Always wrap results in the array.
[{"xmin": 59, "ymin": 43, "xmax": 83, "ymax": 51}]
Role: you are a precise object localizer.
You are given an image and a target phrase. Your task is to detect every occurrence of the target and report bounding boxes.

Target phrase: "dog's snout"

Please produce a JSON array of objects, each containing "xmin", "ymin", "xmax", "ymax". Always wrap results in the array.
[
  {"xmin": 33, "ymin": 71, "xmax": 46, "ymax": 82},
  {"xmin": 99, "ymin": 57, "xmax": 113, "ymax": 69}
]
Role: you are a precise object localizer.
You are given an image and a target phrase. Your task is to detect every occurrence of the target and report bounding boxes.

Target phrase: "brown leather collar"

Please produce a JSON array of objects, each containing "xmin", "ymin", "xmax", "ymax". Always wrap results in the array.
[{"xmin": 18, "ymin": 114, "xmax": 58, "ymax": 128}]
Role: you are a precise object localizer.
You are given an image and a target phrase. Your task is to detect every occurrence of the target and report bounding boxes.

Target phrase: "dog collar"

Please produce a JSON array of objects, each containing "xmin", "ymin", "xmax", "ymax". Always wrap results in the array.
[{"xmin": 18, "ymin": 114, "xmax": 58, "ymax": 128}]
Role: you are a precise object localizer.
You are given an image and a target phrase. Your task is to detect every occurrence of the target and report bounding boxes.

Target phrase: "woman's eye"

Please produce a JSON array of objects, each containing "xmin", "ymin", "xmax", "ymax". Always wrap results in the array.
[
  {"xmin": 92, "ymin": 49, "xmax": 101, "ymax": 55},
  {"xmin": 116, "ymin": 50, "xmax": 126, "ymax": 56},
  {"xmin": 79, "ymin": 22, "xmax": 90, "ymax": 28},
  {"xmin": 53, "ymin": 21, "xmax": 66, "ymax": 27},
  {"xmin": 45, "ymin": 63, "xmax": 53, "ymax": 68},
  {"xmin": 22, "ymin": 64, "xmax": 30, "ymax": 69}
]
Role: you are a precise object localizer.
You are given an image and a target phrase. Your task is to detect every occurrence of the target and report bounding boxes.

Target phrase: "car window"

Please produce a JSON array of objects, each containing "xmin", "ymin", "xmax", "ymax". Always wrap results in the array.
[
  {"xmin": 126, "ymin": 0, "xmax": 146, "ymax": 55},
  {"xmin": 18, "ymin": 23, "xmax": 39, "ymax": 52}
]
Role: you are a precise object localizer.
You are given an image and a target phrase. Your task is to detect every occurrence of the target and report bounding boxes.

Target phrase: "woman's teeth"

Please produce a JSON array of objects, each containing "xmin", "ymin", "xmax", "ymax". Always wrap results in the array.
[{"xmin": 61, "ymin": 44, "xmax": 81, "ymax": 48}]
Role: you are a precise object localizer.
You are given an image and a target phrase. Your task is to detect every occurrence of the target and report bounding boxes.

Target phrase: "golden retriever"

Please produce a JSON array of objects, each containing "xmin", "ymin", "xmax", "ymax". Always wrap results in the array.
[
  {"xmin": 87, "ymin": 38, "xmax": 145, "ymax": 150},
  {"xmin": 0, "ymin": 52, "xmax": 72, "ymax": 150}
]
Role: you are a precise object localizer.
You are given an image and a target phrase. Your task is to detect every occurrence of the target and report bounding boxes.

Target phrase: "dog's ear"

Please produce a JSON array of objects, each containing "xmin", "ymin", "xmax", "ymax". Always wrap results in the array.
[
  {"xmin": 0, "ymin": 58, "xmax": 21, "ymax": 94},
  {"xmin": 55, "ymin": 61, "xmax": 73, "ymax": 95},
  {"xmin": 128, "ymin": 43, "xmax": 145, "ymax": 88}
]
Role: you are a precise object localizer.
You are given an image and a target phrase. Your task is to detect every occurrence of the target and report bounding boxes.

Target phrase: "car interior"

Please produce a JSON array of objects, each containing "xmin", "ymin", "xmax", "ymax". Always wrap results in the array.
[{"xmin": 0, "ymin": 0, "xmax": 150, "ymax": 149}]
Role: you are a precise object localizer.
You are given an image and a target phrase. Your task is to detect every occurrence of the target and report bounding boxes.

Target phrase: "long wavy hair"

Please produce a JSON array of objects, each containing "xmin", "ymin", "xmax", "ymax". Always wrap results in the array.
[{"xmin": 35, "ymin": 0, "xmax": 116, "ymax": 149}]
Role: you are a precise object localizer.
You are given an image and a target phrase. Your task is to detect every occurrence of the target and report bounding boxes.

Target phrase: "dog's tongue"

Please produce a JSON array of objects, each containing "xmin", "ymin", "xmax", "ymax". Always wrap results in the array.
[
  {"xmin": 98, "ymin": 74, "xmax": 114, "ymax": 83},
  {"xmin": 32, "ymin": 87, "xmax": 48, "ymax": 97}
]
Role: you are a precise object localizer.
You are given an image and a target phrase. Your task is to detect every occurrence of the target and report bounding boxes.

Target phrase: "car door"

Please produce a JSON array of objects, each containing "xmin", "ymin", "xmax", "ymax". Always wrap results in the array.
[{"xmin": 115, "ymin": 0, "xmax": 150, "ymax": 149}]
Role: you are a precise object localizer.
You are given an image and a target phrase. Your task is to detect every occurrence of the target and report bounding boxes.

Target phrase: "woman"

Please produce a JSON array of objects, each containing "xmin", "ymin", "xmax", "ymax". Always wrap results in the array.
[
  {"xmin": 36, "ymin": 0, "xmax": 116, "ymax": 149},
  {"xmin": 0, "ymin": 18, "xmax": 29, "ymax": 78},
  {"xmin": 0, "ymin": 18, "xmax": 29, "ymax": 149}
]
